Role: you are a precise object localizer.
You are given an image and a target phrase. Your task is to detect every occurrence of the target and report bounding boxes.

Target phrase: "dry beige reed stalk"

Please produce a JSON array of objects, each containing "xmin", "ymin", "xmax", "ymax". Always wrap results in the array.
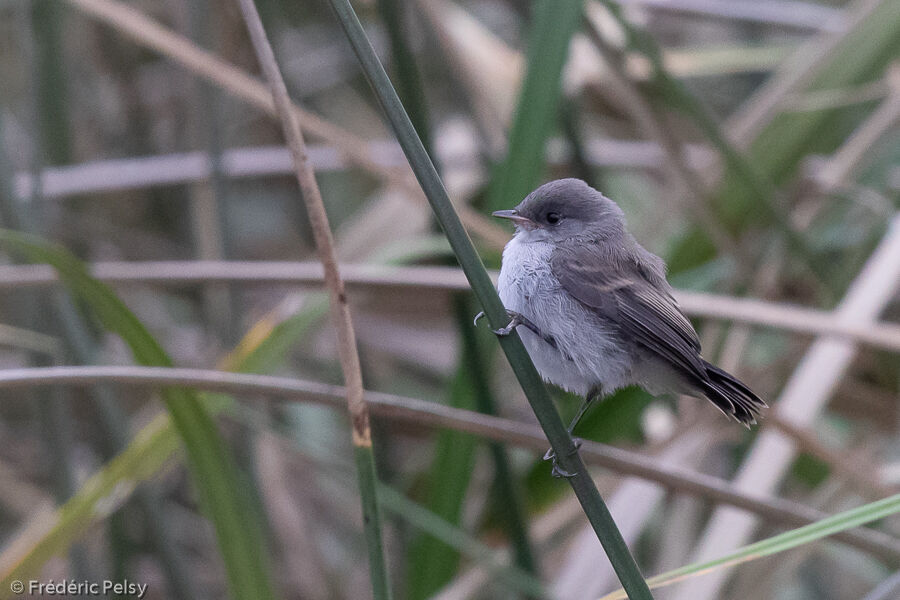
[{"xmin": 234, "ymin": 0, "xmax": 371, "ymax": 446}]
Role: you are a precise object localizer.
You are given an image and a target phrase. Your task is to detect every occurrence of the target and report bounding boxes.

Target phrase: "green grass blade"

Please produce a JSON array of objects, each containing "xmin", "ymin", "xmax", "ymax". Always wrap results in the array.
[
  {"xmin": 485, "ymin": 0, "xmax": 584, "ymax": 213},
  {"xmin": 0, "ymin": 230, "xmax": 277, "ymax": 600},
  {"xmin": 377, "ymin": 0, "xmax": 432, "ymax": 153},
  {"xmin": 31, "ymin": 0, "xmax": 73, "ymax": 167},
  {"xmin": 324, "ymin": 1, "xmax": 653, "ymax": 597},
  {"xmin": 600, "ymin": 493, "xmax": 900, "ymax": 599},
  {"xmin": 355, "ymin": 446, "xmax": 392, "ymax": 600}
]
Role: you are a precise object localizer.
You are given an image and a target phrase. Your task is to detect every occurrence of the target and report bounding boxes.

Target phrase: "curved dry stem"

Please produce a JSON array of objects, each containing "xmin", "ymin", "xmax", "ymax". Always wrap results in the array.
[
  {"xmin": 0, "ymin": 261, "xmax": 897, "ymax": 352},
  {"xmin": 0, "ymin": 365, "xmax": 897, "ymax": 563}
]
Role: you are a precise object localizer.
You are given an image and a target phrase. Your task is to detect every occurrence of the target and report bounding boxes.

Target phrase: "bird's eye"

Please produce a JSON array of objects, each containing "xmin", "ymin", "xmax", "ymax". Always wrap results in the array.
[{"xmin": 546, "ymin": 212, "xmax": 561, "ymax": 224}]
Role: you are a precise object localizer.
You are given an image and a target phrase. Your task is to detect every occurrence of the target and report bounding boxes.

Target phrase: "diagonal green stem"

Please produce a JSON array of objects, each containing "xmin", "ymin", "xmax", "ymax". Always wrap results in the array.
[
  {"xmin": 324, "ymin": 1, "xmax": 653, "ymax": 597},
  {"xmin": 375, "ymin": 0, "xmax": 539, "ymax": 586}
]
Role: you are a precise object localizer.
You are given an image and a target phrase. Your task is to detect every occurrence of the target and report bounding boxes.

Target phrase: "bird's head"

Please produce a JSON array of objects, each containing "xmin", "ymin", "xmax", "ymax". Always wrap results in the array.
[{"xmin": 493, "ymin": 178, "xmax": 626, "ymax": 244}]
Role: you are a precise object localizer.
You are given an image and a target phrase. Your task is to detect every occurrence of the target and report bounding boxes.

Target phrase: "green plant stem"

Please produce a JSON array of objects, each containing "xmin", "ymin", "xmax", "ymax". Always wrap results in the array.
[
  {"xmin": 26, "ymin": 1, "xmax": 92, "ymax": 580},
  {"xmin": 31, "ymin": 0, "xmax": 72, "ymax": 166},
  {"xmin": 376, "ymin": 5, "xmax": 482, "ymax": 593},
  {"xmin": 560, "ymin": 101, "xmax": 596, "ymax": 186},
  {"xmin": 376, "ymin": 0, "xmax": 431, "ymax": 152},
  {"xmin": 355, "ymin": 446, "xmax": 392, "ymax": 600},
  {"xmin": 375, "ymin": 1, "xmax": 539, "ymax": 587},
  {"xmin": 325, "ymin": 1, "xmax": 652, "ymax": 597}
]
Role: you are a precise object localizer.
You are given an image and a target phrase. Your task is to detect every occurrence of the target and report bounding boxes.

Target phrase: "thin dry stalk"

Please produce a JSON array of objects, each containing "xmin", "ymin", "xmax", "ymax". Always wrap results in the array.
[
  {"xmin": 234, "ymin": 0, "xmax": 389, "ymax": 596},
  {"xmin": 1, "ymin": 261, "xmax": 899, "ymax": 351},
  {"xmin": 234, "ymin": 0, "xmax": 367, "ymax": 453}
]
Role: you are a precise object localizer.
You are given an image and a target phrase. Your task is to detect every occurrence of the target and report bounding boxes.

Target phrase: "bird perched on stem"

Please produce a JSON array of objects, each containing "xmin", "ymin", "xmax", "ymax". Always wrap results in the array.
[{"xmin": 482, "ymin": 178, "xmax": 765, "ymax": 476}]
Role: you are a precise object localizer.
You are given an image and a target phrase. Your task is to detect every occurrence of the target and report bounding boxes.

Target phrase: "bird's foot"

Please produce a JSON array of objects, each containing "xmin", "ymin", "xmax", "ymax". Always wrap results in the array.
[
  {"xmin": 493, "ymin": 310, "xmax": 525, "ymax": 336},
  {"xmin": 475, "ymin": 310, "xmax": 559, "ymax": 350},
  {"xmin": 542, "ymin": 438, "xmax": 582, "ymax": 479},
  {"xmin": 473, "ymin": 309, "xmax": 527, "ymax": 336}
]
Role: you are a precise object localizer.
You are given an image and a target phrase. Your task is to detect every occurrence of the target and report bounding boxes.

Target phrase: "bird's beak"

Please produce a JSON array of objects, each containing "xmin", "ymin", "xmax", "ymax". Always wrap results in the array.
[{"xmin": 492, "ymin": 209, "xmax": 537, "ymax": 229}]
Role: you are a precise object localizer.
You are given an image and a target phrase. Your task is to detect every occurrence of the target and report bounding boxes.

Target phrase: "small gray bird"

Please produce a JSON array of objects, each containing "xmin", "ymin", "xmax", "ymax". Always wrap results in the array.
[{"xmin": 488, "ymin": 178, "xmax": 765, "ymax": 476}]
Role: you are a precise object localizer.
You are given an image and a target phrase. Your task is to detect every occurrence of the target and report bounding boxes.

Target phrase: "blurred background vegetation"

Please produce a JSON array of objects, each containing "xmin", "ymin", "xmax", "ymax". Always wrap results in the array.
[{"xmin": 0, "ymin": 0, "xmax": 898, "ymax": 598}]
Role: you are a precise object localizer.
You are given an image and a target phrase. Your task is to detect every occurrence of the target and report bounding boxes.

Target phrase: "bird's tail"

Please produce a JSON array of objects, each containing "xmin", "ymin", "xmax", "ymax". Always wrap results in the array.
[{"xmin": 700, "ymin": 361, "xmax": 767, "ymax": 426}]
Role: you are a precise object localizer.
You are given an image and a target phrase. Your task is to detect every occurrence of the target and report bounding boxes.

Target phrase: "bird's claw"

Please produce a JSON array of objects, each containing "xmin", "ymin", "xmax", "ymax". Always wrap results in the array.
[
  {"xmin": 543, "ymin": 439, "xmax": 583, "ymax": 479},
  {"xmin": 551, "ymin": 463, "xmax": 577, "ymax": 479},
  {"xmin": 473, "ymin": 310, "xmax": 523, "ymax": 337},
  {"xmin": 493, "ymin": 310, "xmax": 523, "ymax": 336}
]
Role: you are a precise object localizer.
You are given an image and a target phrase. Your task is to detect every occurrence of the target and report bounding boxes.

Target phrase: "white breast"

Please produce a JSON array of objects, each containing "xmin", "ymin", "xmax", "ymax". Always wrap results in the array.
[{"xmin": 497, "ymin": 235, "xmax": 634, "ymax": 397}]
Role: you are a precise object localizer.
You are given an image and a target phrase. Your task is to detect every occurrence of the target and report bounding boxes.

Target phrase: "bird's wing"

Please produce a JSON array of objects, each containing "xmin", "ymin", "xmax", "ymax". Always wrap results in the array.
[{"xmin": 550, "ymin": 243, "xmax": 706, "ymax": 380}]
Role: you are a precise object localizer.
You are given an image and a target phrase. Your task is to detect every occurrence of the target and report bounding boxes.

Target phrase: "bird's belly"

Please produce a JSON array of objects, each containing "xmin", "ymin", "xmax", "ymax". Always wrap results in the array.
[
  {"xmin": 498, "ymin": 240, "xmax": 632, "ymax": 396},
  {"xmin": 517, "ymin": 327, "xmax": 597, "ymax": 397}
]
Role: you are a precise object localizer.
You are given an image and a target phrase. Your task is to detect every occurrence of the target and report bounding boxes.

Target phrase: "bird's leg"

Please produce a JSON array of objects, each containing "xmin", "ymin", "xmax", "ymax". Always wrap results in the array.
[
  {"xmin": 566, "ymin": 385, "xmax": 603, "ymax": 435},
  {"xmin": 543, "ymin": 385, "xmax": 602, "ymax": 478},
  {"xmin": 474, "ymin": 310, "xmax": 559, "ymax": 350}
]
